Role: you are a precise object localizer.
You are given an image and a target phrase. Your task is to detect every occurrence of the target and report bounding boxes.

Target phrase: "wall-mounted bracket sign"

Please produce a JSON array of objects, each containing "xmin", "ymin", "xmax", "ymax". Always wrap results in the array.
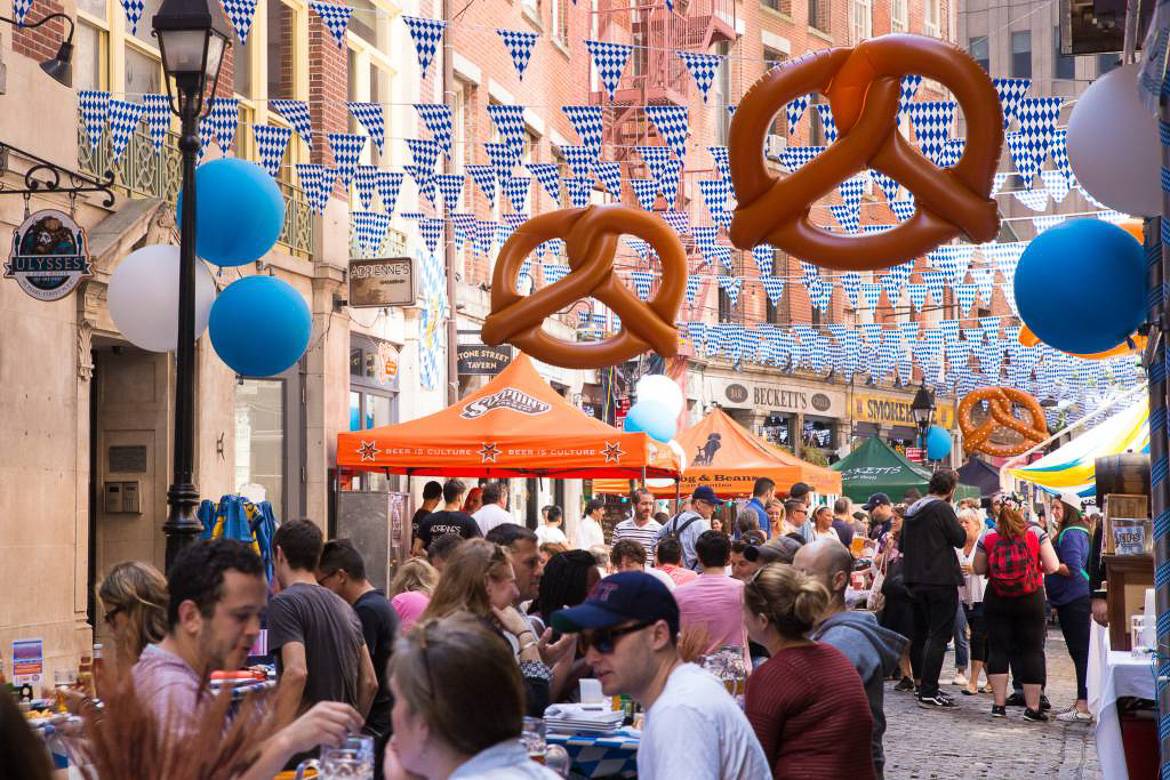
[
  {"xmin": 6, "ymin": 208, "xmax": 93, "ymax": 301},
  {"xmin": 349, "ymin": 257, "xmax": 416, "ymax": 307}
]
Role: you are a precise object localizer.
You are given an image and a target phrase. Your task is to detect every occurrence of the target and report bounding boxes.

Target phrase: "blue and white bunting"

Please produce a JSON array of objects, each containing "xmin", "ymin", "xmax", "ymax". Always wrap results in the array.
[
  {"xmin": 504, "ymin": 176, "xmax": 530, "ymax": 212},
  {"xmin": 466, "ymin": 164, "xmax": 497, "ymax": 206},
  {"xmin": 435, "ymin": 173, "xmax": 464, "ymax": 210},
  {"xmin": 403, "ymin": 16, "xmax": 446, "ymax": 77},
  {"xmin": 840, "ymin": 272, "xmax": 861, "ymax": 308},
  {"xmin": 419, "ymin": 217, "xmax": 444, "ymax": 255},
  {"xmin": 309, "ymin": 0, "xmax": 352, "ymax": 47},
  {"xmin": 992, "ymin": 77, "xmax": 1031, "ymax": 129},
  {"xmin": 376, "ymin": 171, "xmax": 403, "ymax": 214},
  {"xmin": 677, "ymin": 51, "xmax": 722, "ymax": 102},
  {"xmin": 108, "ymin": 99, "xmax": 145, "ymax": 165},
  {"xmin": 11, "ymin": 0, "xmax": 32, "ymax": 25},
  {"xmin": 630, "ymin": 177, "xmax": 658, "ymax": 210},
  {"xmin": 221, "ymin": 0, "xmax": 259, "ymax": 44},
  {"xmin": 562, "ymin": 106, "xmax": 604, "ymax": 156},
  {"xmin": 586, "ymin": 40, "xmax": 633, "ymax": 100},
  {"xmin": 564, "ymin": 177, "xmax": 593, "ymax": 208},
  {"xmin": 487, "ymin": 104, "xmax": 527, "ymax": 152},
  {"xmin": 708, "ymin": 145, "xmax": 730, "ymax": 180},
  {"xmin": 295, "ymin": 164, "xmax": 330, "ymax": 215},
  {"xmin": 660, "ymin": 210, "xmax": 690, "ymax": 237},
  {"xmin": 955, "ymin": 282, "xmax": 977, "ymax": 313},
  {"xmin": 685, "ymin": 276, "xmax": 705, "ymax": 305},
  {"xmin": 207, "ymin": 97, "xmax": 240, "ymax": 153},
  {"xmin": 485, "ymin": 142, "xmax": 519, "ymax": 183},
  {"xmin": 449, "ymin": 213, "xmax": 475, "ymax": 251},
  {"xmin": 353, "ymin": 165, "xmax": 378, "ymax": 209},
  {"xmin": 1015, "ymin": 96, "xmax": 1063, "ymax": 176},
  {"xmin": 497, "ymin": 29, "xmax": 538, "ymax": 80},
  {"xmin": 561, "ymin": 146, "xmax": 596, "ymax": 177},
  {"xmin": 906, "ymin": 100, "xmax": 955, "ymax": 164},
  {"xmin": 786, "ymin": 96, "xmax": 810, "ymax": 136},
  {"xmin": 79, "ymin": 90, "xmax": 110, "ymax": 146},
  {"xmin": 898, "ymin": 75, "xmax": 923, "ymax": 120},
  {"xmin": 780, "ymin": 145, "xmax": 823, "ymax": 172},
  {"xmin": 751, "ymin": 244, "xmax": 774, "ymax": 276},
  {"xmin": 475, "ymin": 220, "xmax": 496, "ymax": 257},
  {"xmin": 543, "ymin": 263, "xmax": 570, "ymax": 285},
  {"xmin": 761, "ymin": 277, "xmax": 785, "ymax": 305},
  {"xmin": 527, "ymin": 163, "xmax": 561, "ymax": 202},
  {"xmin": 698, "ymin": 178, "xmax": 730, "ymax": 221},
  {"xmin": 717, "ymin": 276, "xmax": 742, "ymax": 307},
  {"xmin": 328, "ymin": 133, "xmax": 366, "ymax": 188},
  {"xmin": 352, "ymin": 211, "xmax": 390, "ymax": 256},
  {"xmin": 808, "ymin": 277, "xmax": 833, "ymax": 312},
  {"xmin": 644, "ymin": 105, "xmax": 689, "ymax": 159},
  {"xmin": 629, "ymin": 271, "xmax": 654, "ymax": 300},
  {"xmin": 592, "ymin": 161, "xmax": 621, "ymax": 195},
  {"xmin": 348, "ymin": 102, "xmax": 385, "ymax": 154},
  {"xmin": 118, "ymin": 0, "xmax": 145, "ymax": 34},
  {"xmin": 890, "ymin": 197, "xmax": 916, "ymax": 222},
  {"xmin": 814, "ymin": 103, "xmax": 838, "ymax": 144},
  {"xmin": 830, "ymin": 204, "xmax": 859, "ymax": 233},
  {"xmin": 414, "ymin": 104, "xmax": 454, "ymax": 159},
  {"xmin": 270, "ymin": 100, "xmax": 312, "ymax": 145},
  {"xmin": 254, "ymin": 124, "xmax": 293, "ymax": 176},
  {"xmin": 406, "ymin": 165, "xmax": 435, "ymax": 205},
  {"xmin": 141, "ymin": 93, "xmax": 170, "ymax": 151}
]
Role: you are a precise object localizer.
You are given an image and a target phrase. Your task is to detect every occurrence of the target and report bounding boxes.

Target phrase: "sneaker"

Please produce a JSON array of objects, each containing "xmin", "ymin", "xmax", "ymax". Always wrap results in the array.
[
  {"xmin": 1055, "ymin": 708, "xmax": 1093, "ymax": 723},
  {"xmin": 894, "ymin": 677, "xmax": 916, "ymax": 692},
  {"xmin": 1040, "ymin": 695, "xmax": 1052, "ymax": 711},
  {"xmin": 1005, "ymin": 692, "xmax": 1026, "ymax": 707},
  {"xmin": 918, "ymin": 693, "xmax": 958, "ymax": 708},
  {"xmin": 1023, "ymin": 707, "xmax": 1049, "ymax": 722},
  {"xmin": 952, "ymin": 671, "xmax": 969, "ymax": 687},
  {"xmin": 991, "ymin": 705, "xmax": 1007, "ymax": 718}
]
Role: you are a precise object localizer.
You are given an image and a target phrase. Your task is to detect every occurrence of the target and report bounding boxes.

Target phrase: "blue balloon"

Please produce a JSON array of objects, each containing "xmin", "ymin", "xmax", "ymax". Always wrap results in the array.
[
  {"xmin": 925, "ymin": 425, "xmax": 952, "ymax": 461},
  {"xmin": 178, "ymin": 158, "xmax": 285, "ymax": 266},
  {"xmin": 209, "ymin": 275, "xmax": 310, "ymax": 377},
  {"xmin": 623, "ymin": 401, "xmax": 677, "ymax": 443},
  {"xmin": 1014, "ymin": 219, "xmax": 1146, "ymax": 355}
]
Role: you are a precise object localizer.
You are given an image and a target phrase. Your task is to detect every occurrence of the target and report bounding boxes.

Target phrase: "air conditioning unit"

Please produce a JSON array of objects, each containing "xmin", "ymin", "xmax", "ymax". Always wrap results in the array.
[{"xmin": 765, "ymin": 133, "xmax": 787, "ymax": 160}]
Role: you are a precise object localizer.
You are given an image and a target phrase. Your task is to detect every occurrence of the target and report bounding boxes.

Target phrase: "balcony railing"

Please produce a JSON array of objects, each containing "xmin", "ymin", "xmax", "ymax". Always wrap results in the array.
[{"xmin": 77, "ymin": 120, "xmax": 315, "ymax": 258}]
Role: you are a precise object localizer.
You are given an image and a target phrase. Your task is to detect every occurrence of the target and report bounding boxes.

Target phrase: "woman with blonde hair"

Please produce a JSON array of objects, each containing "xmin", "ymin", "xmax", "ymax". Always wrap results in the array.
[
  {"xmin": 743, "ymin": 564, "xmax": 874, "ymax": 779},
  {"xmin": 389, "ymin": 558, "xmax": 438, "ymax": 633},
  {"xmin": 383, "ymin": 613, "xmax": 559, "ymax": 779},
  {"xmin": 420, "ymin": 539, "xmax": 557, "ymax": 717},
  {"xmin": 97, "ymin": 561, "xmax": 169, "ymax": 671}
]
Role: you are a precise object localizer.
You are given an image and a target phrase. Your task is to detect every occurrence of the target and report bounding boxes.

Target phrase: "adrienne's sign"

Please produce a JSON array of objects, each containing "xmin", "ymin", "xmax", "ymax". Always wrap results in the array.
[{"xmin": 349, "ymin": 257, "xmax": 416, "ymax": 307}]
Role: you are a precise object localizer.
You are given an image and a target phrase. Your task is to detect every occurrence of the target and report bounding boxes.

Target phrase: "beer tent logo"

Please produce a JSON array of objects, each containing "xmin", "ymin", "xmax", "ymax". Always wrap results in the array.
[
  {"xmin": 6, "ymin": 209, "xmax": 92, "ymax": 301},
  {"xmin": 460, "ymin": 387, "xmax": 552, "ymax": 419}
]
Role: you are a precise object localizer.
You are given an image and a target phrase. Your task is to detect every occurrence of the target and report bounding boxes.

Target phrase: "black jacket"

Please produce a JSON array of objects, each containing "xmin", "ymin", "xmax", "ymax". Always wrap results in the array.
[{"xmin": 900, "ymin": 496, "xmax": 966, "ymax": 587}]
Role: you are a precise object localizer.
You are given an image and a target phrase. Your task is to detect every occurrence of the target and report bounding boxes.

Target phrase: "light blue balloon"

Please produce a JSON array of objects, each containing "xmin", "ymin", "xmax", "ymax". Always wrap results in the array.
[
  {"xmin": 1013, "ymin": 219, "xmax": 1146, "ymax": 354},
  {"xmin": 925, "ymin": 425, "xmax": 952, "ymax": 461},
  {"xmin": 209, "ymin": 275, "xmax": 310, "ymax": 377},
  {"xmin": 178, "ymin": 158, "xmax": 285, "ymax": 266},
  {"xmin": 624, "ymin": 401, "xmax": 677, "ymax": 443}
]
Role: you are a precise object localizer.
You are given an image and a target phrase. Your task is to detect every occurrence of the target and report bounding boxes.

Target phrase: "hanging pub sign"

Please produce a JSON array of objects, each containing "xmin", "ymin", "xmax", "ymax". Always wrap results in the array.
[
  {"xmin": 6, "ymin": 209, "xmax": 92, "ymax": 301},
  {"xmin": 349, "ymin": 257, "xmax": 416, "ymax": 307},
  {"xmin": 457, "ymin": 345, "xmax": 512, "ymax": 376}
]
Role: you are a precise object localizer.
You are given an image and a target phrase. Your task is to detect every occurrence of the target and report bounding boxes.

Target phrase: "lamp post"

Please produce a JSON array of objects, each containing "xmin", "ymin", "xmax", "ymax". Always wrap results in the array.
[
  {"xmin": 910, "ymin": 383, "xmax": 936, "ymax": 462},
  {"xmin": 152, "ymin": 0, "xmax": 228, "ymax": 568}
]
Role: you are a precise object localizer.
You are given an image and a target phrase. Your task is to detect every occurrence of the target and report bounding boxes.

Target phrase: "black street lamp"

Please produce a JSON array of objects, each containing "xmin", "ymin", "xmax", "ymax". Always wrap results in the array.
[
  {"xmin": 153, "ymin": 0, "xmax": 229, "ymax": 568},
  {"xmin": 910, "ymin": 383, "xmax": 936, "ymax": 457}
]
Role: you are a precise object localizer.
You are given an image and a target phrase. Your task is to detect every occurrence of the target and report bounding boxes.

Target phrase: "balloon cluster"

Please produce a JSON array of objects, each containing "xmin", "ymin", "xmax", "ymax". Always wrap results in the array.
[
  {"xmin": 623, "ymin": 375, "xmax": 685, "ymax": 443},
  {"xmin": 924, "ymin": 425, "xmax": 952, "ymax": 462},
  {"xmin": 108, "ymin": 159, "xmax": 311, "ymax": 377},
  {"xmin": 1015, "ymin": 64, "xmax": 1151, "ymax": 356}
]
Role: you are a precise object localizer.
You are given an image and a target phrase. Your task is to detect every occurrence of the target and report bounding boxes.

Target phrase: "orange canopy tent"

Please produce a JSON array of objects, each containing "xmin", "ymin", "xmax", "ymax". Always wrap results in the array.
[
  {"xmin": 337, "ymin": 354, "xmax": 680, "ymax": 479},
  {"xmin": 596, "ymin": 407, "xmax": 841, "ymax": 498}
]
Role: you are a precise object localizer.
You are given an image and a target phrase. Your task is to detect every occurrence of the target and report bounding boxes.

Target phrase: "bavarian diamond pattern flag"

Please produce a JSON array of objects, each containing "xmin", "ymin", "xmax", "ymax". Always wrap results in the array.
[
  {"xmin": 141, "ymin": 93, "xmax": 171, "ymax": 151},
  {"xmin": 486, "ymin": 142, "xmax": 519, "ymax": 183},
  {"xmin": 992, "ymin": 77, "xmax": 1031, "ymax": 129},
  {"xmin": 309, "ymin": 0, "xmax": 352, "ymax": 47},
  {"xmin": 79, "ymin": 90, "xmax": 110, "ymax": 147},
  {"xmin": 644, "ymin": 105, "xmax": 689, "ymax": 159},
  {"xmin": 677, "ymin": 51, "xmax": 721, "ymax": 102},
  {"xmin": 751, "ymin": 244, "xmax": 774, "ymax": 276},
  {"xmin": 403, "ymin": 16, "xmax": 445, "ymax": 76},
  {"xmin": 329, "ymin": 133, "xmax": 366, "ymax": 188},
  {"xmin": 563, "ymin": 106, "xmax": 604, "ymax": 156},
  {"xmin": 487, "ymin": 103, "xmax": 527, "ymax": 152},
  {"xmin": 561, "ymin": 145, "xmax": 596, "ymax": 178},
  {"xmin": 11, "ymin": 0, "xmax": 32, "ymax": 25},
  {"xmin": 108, "ymin": 99, "xmax": 145, "ymax": 165},
  {"xmin": 593, "ymin": 161, "xmax": 621, "ymax": 195},
  {"xmin": 527, "ymin": 163, "xmax": 561, "ymax": 202},
  {"xmin": 898, "ymin": 75, "xmax": 923, "ymax": 121},
  {"xmin": 254, "ymin": 124, "xmax": 292, "ymax": 177},
  {"xmin": 348, "ymin": 102, "xmax": 385, "ymax": 154},
  {"xmin": 786, "ymin": 95, "xmax": 810, "ymax": 136},
  {"xmin": 119, "ymin": 0, "xmax": 145, "ymax": 35},
  {"xmin": 415, "ymin": 104, "xmax": 454, "ymax": 158},
  {"xmin": 586, "ymin": 40, "xmax": 633, "ymax": 100},
  {"xmin": 222, "ymin": 0, "xmax": 259, "ymax": 44},
  {"xmin": 207, "ymin": 97, "xmax": 240, "ymax": 153},
  {"xmin": 353, "ymin": 165, "xmax": 378, "ymax": 209},
  {"xmin": 814, "ymin": 103, "xmax": 838, "ymax": 144},
  {"xmin": 497, "ymin": 29, "xmax": 538, "ymax": 80},
  {"xmin": 466, "ymin": 164, "xmax": 497, "ymax": 205},
  {"xmin": 270, "ymin": 100, "xmax": 312, "ymax": 145},
  {"xmin": 376, "ymin": 171, "xmax": 403, "ymax": 214},
  {"xmin": 906, "ymin": 100, "xmax": 955, "ymax": 165},
  {"xmin": 629, "ymin": 178, "xmax": 658, "ymax": 210}
]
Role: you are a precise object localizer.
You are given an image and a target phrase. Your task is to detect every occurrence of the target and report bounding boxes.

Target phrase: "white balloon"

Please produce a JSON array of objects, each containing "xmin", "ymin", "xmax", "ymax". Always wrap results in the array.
[
  {"xmin": 108, "ymin": 244, "xmax": 217, "ymax": 352},
  {"xmin": 667, "ymin": 439, "xmax": 689, "ymax": 472},
  {"xmin": 1067, "ymin": 63, "xmax": 1161, "ymax": 217},
  {"xmin": 636, "ymin": 374, "xmax": 686, "ymax": 415}
]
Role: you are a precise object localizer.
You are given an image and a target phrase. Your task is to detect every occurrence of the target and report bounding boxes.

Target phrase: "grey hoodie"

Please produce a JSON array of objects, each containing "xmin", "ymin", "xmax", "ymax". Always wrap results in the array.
[{"xmin": 810, "ymin": 610, "xmax": 908, "ymax": 779}]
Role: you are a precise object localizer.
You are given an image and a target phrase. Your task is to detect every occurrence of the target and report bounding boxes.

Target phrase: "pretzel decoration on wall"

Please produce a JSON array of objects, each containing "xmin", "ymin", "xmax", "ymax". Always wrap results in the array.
[
  {"xmin": 481, "ymin": 205, "xmax": 687, "ymax": 370},
  {"xmin": 727, "ymin": 34, "xmax": 1004, "ymax": 271},
  {"xmin": 959, "ymin": 387, "xmax": 1048, "ymax": 457}
]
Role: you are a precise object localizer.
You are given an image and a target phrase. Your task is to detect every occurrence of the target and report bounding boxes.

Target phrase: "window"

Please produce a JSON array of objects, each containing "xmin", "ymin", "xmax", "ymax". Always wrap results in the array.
[
  {"xmin": 1099, "ymin": 54, "xmax": 1121, "ymax": 75},
  {"xmin": 924, "ymin": 0, "xmax": 940, "ymax": 37},
  {"xmin": 1011, "ymin": 31, "xmax": 1032, "ymax": 78},
  {"xmin": 1054, "ymin": 26, "xmax": 1075, "ymax": 79},
  {"xmin": 891, "ymin": 0, "xmax": 907, "ymax": 32},
  {"xmin": 552, "ymin": 0, "xmax": 569, "ymax": 45},
  {"xmin": 810, "ymin": 96, "xmax": 825, "ymax": 145},
  {"xmin": 969, "ymin": 35, "xmax": 989, "ymax": 72},
  {"xmin": 764, "ymin": 49, "xmax": 787, "ymax": 138},
  {"xmin": 718, "ymin": 286, "xmax": 733, "ymax": 322},
  {"xmin": 129, "ymin": 0, "xmax": 165, "ymax": 45},
  {"xmin": 849, "ymin": 0, "xmax": 872, "ymax": 44},
  {"xmin": 714, "ymin": 42, "xmax": 731, "ymax": 144},
  {"xmin": 809, "ymin": 0, "xmax": 830, "ymax": 32},
  {"xmin": 266, "ymin": 0, "xmax": 297, "ymax": 100},
  {"xmin": 74, "ymin": 21, "xmax": 108, "ymax": 91},
  {"xmin": 235, "ymin": 379, "xmax": 286, "ymax": 519},
  {"xmin": 761, "ymin": 0, "xmax": 792, "ymax": 15},
  {"xmin": 124, "ymin": 45, "xmax": 161, "ymax": 94},
  {"xmin": 348, "ymin": 336, "xmax": 399, "ymax": 492}
]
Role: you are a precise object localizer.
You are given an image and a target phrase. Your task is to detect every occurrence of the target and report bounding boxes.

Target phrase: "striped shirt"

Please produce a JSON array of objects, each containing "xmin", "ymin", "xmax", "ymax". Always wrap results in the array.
[{"xmin": 611, "ymin": 518, "xmax": 663, "ymax": 560}]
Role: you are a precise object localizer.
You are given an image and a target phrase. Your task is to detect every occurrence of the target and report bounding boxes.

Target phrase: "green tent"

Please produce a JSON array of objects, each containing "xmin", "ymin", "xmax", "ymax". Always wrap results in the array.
[{"xmin": 832, "ymin": 436, "xmax": 979, "ymax": 503}]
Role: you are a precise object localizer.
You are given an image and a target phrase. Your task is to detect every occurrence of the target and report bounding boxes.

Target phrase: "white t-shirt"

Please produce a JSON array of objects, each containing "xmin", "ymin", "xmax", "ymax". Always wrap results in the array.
[
  {"xmin": 576, "ymin": 517, "xmax": 606, "ymax": 550},
  {"xmin": 645, "ymin": 566, "xmax": 677, "ymax": 591},
  {"xmin": 639, "ymin": 663, "xmax": 770, "ymax": 780},
  {"xmin": 612, "ymin": 517, "xmax": 663, "ymax": 560},
  {"xmin": 535, "ymin": 524, "xmax": 568, "ymax": 546},
  {"xmin": 473, "ymin": 503, "xmax": 512, "ymax": 536},
  {"xmin": 812, "ymin": 526, "xmax": 840, "ymax": 542}
]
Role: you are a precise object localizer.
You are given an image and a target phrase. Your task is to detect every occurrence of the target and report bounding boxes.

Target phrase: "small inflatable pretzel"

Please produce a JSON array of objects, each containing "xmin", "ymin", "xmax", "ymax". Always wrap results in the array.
[
  {"xmin": 728, "ymin": 34, "xmax": 1004, "ymax": 271},
  {"xmin": 959, "ymin": 387, "xmax": 1048, "ymax": 457},
  {"xmin": 481, "ymin": 205, "xmax": 687, "ymax": 370}
]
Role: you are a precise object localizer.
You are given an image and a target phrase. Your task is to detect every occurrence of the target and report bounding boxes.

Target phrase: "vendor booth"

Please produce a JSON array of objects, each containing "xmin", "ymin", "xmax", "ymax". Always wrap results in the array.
[
  {"xmin": 955, "ymin": 456, "xmax": 1003, "ymax": 498},
  {"xmin": 833, "ymin": 435, "xmax": 978, "ymax": 503}
]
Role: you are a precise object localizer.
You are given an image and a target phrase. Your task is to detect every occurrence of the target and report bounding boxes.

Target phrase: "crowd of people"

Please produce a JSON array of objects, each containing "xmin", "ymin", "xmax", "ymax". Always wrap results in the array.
[{"xmin": 7, "ymin": 472, "xmax": 1097, "ymax": 779}]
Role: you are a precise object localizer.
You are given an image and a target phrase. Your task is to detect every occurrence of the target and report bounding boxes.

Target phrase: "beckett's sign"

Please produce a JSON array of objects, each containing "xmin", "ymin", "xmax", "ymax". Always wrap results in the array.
[{"xmin": 349, "ymin": 257, "xmax": 415, "ymax": 307}]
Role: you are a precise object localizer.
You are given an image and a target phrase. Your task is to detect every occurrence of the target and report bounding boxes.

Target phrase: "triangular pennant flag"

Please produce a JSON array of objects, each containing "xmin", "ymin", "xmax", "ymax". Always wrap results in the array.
[
  {"xmin": 593, "ymin": 161, "xmax": 621, "ymax": 195},
  {"xmin": 564, "ymin": 177, "xmax": 593, "ymax": 208},
  {"xmin": 403, "ymin": 16, "xmax": 446, "ymax": 77},
  {"xmin": 814, "ymin": 103, "xmax": 838, "ymax": 144},
  {"xmin": 414, "ymin": 104, "xmax": 453, "ymax": 159},
  {"xmin": 435, "ymin": 173, "xmax": 464, "ymax": 210},
  {"xmin": 586, "ymin": 40, "xmax": 633, "ymax": 100},
  {"xmin": 780, "ymin": 145, "xmax": 823, "ymax": 172},
  {"xmin": 475, "ymin": 220, "xmax": 497, "ymax": 257},
  {"xmin": 677, "ymin": 51, "xmax": 722, "ymax": 102},
  {"xmin": 830, "ymin": 203, "xmax": 859, "ymax": 233},
  {"xmin": 898, "ymin": 75, "xmax": 923, "ymax": 120},
  {"xmin": 108, "ymin": 99, "xmax": 145, "ymax": 164},
  {"xmin": 992, "ymin": 77, "xmax": 1031, "ymax": 129},
  {"xmin": 660, "ymin": 210, "xmax": 690, "ymax": 236},
  {"xmin": 1050, "ymin": 128, "xmax": 1071, "ymax": 181},
  {"xmin": 353, "ymin": 165, "xmax": 378, "ymax": 209},
  {"xmin": 561, "ymin": 145, "xmax": 596, "ymax": 177},
  {"xmin": 955, "ymin": 283, "xmax": 977, "ymax": 313},
  {"xmin": 352, "ymin": 211, "xmax": 390, "ymax": 256},
  {"xmin": 79, "ymin": 90, "xmax": 110, "ymax": 147},
  {"xmin": 527, "ymin": 162, "xmax": 561, "ymax": 202},
  {"xmin": 254, "ymin": 124, "xmax": 293, "ymax": 177},
  {"xmin": 406, "ymin": 138, "xmax": 440, "ymax": 178},
  {"xmin": 906, "ymin": 100, "xmax": 955, "ymax": 164},
  {"xmin": 449, "ymin": 212, "xmax": 475, "ymax": 251},
  {"xmin": 761, "ymin": 277, "xmax": 785, "ymax": 305},
  {"xmin": 692, "ymin": 226, "xmax": 718, "ymax": 255},
  {"xmin": 1006, "ymin": 133, "xmax": 1040, "ymax": 187},
  {"xmin": 751, "ymin": 244, "xmax": 774, "ymax": 277},
  {"xmin": 563, "ymin": 106, "xmax": 604, "ymax": 156},
  {"xmin": 698, "ymin": 178, "xmax": 729, "ymax": 221},
  {"xmin": 860, "ymin": 283, "xmax": 882, "ymax": 309},
  {"xmin": 296, "ymin": 163, "xmax": 330, "ymax": 215},
  {"xmin": 685, "ymin": 276, "xmax": 705, "ymax": 304},
  {"xmin": 870, "ymin": 169, "xmax": 899, "ymax": 202},
  {"xmin": 629, "ymin": 271, "xmax": 655, "ymax": 300},
  {"xmin": 487, "ymin": 103, "xmax": 527, "ymax": 152},
  {"xmin": 644, "ymin": 105, "xmax": 689, "ymax": 159},
  {"xmin": 624, "ymin": 236, "xmax": 651, "ymax": 260},
  {"xmin": 1012, "ymin": 187, "xmax": 1050, "ymax": 212},
  {"xmin": 376, "ymin": 171, "xmax": 403, "ymax": 214},
  {"xmin": 504, "ymin": 176, "xmax": 530, "ymax": 212},
  {"xmin": 419, "ymin": 217, "xmax": 444, "ymax": 255},
  {"xmin": 786, "ymin": 95, "xmax": 810, "ymax": 135},
  {"xmin": 717, "ymin": 275, "xmax": 742, "ymax": 307},
  {"xmin": 808, "ymin": 277, "xmax": 833, "ymax": 312},
  {"xmin": 309, "ymin": 0, "xmax": 352, "ymax": 47},
  {"xmin": 208, "ymin": 97, "xmax": 240, "ymax": 152},
  {"xmin": 497, "ymin": 29, "xmax": 538, "ymax": 80},
  {"xmin": 1015, "ymin": 96, "xmax": 1063, "ymax": 174},
  {"xmin": 907, "ymin": 283, "xmax": 928, "ymax": 311},
  {"xmin": 840, "ymin": 272, "xmax": 861, "ymax": 308},
  {"xmin": 655, "ymin": 158, "xmax": 682, "ymax": 206},
  {"xmin": 11, "ymin": 0, "xmax": 32, "ymax": 25},
  {"xmin": 543, "ymin": 263, "xmax": 570, "ymax": 285},
  {"xmin": 465, "ymin": 164, "xmax": 497, "ymax": 206},
  {"xmin": 118, "ymin": 0, "xmax": 145, "ymax": 34},
  {"xmin": 485, "ymin": 142, "xmax": 519, "ymax": 183},
  {"xmin": 1040, "ymin": 169, "xmax": 1070, "ymax": 203},
  {"xmin": 348, "ymin": 102, "xmax": 385, "ymax": 154},
  {"xmin": 221, "ymin": 0, "xmax": 259, "ymax": 44},
  {"xmin": 629, "ymin": 177, "xmax": 658, "ymax": 210},
  {"xmin": 328, "ymin": 133, "xmax": 366, "ymax": 188},
  {"xmin": 141, "ymin": 93, "xmax": 171, "ymax": 151},
  {"xmin": 270, "ymin": 99, "xmax": 312, "ymax": 145}
]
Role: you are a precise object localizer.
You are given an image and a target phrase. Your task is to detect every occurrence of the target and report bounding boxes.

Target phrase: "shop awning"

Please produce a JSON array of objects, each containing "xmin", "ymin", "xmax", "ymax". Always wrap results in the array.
[
  {"xmin": 1007, "ymin": 400, "xmax": 1149, "ymax": 498},
  {"xmin": 634, "ymin": 407, "xmax": 841, "ymax": 498},
  {"xmin": 337, "ymin": 354, "xmax": 681, "ymax": 479},
  {"xmin": 956, "ymin": 456, "xmax": 1003, "ymax": 498}
]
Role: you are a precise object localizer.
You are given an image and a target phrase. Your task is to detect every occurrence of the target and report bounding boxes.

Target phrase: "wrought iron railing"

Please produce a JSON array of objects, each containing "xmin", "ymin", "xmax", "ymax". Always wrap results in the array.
[{"xmin": 77, "ymin": 121, "xmax": 315, "ymax": 258}]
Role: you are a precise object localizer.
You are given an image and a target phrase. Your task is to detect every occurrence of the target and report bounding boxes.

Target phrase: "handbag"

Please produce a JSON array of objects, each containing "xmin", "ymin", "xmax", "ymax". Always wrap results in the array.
[{"xmin": 867, "ymin": 542, "xmax": 891, "ymax": 612}]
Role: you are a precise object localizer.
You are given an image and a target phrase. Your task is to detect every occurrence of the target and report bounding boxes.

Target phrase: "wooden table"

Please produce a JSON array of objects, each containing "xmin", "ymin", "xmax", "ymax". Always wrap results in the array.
[{"xmin": 1103, "ymin": 554, "xmax": 1153, "ymax": 651}]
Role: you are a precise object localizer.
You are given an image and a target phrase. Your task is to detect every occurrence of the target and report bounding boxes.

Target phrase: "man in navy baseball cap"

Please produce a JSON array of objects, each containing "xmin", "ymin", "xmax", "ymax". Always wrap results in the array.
[{"xmin": 551, "ymin": 572, "xmax": 768, "ymax": 778}]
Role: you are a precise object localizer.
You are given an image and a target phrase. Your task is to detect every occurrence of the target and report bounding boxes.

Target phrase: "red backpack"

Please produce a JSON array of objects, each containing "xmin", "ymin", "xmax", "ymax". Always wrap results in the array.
[{"xmin": 986, "ymin": 531, "xmax": 1044, "ymax": 597}]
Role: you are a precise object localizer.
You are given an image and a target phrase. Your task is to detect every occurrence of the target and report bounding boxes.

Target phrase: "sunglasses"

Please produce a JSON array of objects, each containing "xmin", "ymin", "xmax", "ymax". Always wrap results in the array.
[{"xmin": 578, "ymin": 620, "xmax": 655, "ymax": 655}]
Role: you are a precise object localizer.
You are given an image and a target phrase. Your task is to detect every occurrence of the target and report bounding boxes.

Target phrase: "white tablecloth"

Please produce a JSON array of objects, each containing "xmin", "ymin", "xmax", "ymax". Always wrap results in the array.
[{"xmin": 1087, "ymin": 620, "xmax": 1156, "ymax": 780}]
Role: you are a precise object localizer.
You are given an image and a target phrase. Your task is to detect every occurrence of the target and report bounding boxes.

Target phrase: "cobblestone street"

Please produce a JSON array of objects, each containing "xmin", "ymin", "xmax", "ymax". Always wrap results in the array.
[{"xmin": 884, "ymin": 629, "xmax": 1101, "ymax": 779}]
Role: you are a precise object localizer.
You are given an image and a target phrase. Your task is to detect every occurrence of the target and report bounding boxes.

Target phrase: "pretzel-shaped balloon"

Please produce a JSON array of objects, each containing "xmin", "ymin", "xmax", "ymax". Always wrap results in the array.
[
  {"xmin": 728, "ymin": 34, "xmax": 1003, "ymax": 271},
  {"xmin": 959, "ymin": 387, "xmax": 1048, "ymax": 457},
  {"xmin": 481, "ymin": 205, "xmax": 687, "ymax": 370}
]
